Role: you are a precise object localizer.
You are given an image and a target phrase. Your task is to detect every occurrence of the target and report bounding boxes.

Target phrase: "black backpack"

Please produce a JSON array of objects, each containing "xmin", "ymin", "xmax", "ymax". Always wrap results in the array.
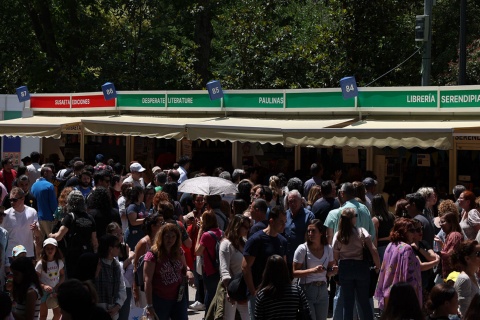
[
  {"xmin": 205, "ymin": 231, "xmax": 223, "ymax": 271},
  {"xmin": 135, "ymin": 250, "xmax": 156, "ymax": 291}
]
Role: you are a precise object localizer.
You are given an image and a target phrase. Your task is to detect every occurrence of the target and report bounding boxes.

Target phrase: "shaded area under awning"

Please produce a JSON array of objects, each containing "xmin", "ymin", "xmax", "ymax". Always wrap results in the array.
[
  {"xmin": 0, "ymin": 116, "xmax": 83, "ymax": 138},
  {"xmin": 186, "ymin": 117, "xmax": 355, "ymax": 145}
]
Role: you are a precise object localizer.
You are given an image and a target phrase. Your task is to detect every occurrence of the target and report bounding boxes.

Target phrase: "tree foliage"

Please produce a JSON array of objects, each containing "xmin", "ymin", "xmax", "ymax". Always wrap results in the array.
[{"xmin": 0, "ymin": 0, "xmax": 479, "ymax": 93}]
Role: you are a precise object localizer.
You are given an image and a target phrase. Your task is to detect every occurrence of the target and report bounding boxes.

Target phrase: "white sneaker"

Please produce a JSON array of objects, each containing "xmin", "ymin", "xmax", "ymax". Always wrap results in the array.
[{"xmin": 189, "ymin": 301, "xmax": 206, "ymax": 311}]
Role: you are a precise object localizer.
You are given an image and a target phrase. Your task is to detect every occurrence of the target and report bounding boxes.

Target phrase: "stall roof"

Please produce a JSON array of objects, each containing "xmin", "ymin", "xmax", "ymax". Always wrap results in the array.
[
  {"xmin": 0, "ymin": 116, "xmax": 83, "ymax": 138},
  {"xmin": 186, "ymin": 117, "xmax": 355, "ymax": 145},
  {"xmin": 82, "ymin": 115, "xmax": 215, "ymax": 140},
  {"xmin": 285, "ymin": 120, "xmax": 480, "ymax": 149}
]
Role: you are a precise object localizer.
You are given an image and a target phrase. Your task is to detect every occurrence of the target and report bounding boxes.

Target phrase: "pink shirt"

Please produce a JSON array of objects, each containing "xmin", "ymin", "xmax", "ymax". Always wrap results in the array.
[
  {"xmin": 199, "ymin": 228, "xmax": 223, "ymax": 276},
  {"xmin": 144, "ymin": 250, "xmax": 184, "ymax": 300}
]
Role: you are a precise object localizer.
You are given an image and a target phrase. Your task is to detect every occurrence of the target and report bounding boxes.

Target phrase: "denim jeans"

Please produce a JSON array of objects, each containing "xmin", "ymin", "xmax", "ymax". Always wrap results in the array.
[
  {"xmin": 301, "ymin": 282, "xmax": 329, "ymax": 320},
  {"xmin": 248, "ymin": 294, "xmax": 256, "ymax": 320},
  {"xmin": 333, "ymin": 285, "xmax": 373, "ymax": 320},
  {"xmin": 152, "ymin": 291, "xmax": 188, "ymax": 320},
  {"xmin": 193, "ymin": 267, "xmax": 205, "ymax": 303},
  {"xmin": 338, "ymin": 259, "xmax": 373, "ymax": 320},
  {"xmin": 203, "ymin": 271, "xmax": 220, "ymax": 316}
]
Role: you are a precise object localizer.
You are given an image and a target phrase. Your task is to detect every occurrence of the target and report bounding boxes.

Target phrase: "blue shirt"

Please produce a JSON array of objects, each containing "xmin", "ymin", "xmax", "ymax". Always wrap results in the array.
[
  {"xmin": 283, "ymin": 207, "xmax": 315, "ymax": 265},
  {"xmin": 30, "ymin": 178, "xmax": 58, "ymax": 221}
]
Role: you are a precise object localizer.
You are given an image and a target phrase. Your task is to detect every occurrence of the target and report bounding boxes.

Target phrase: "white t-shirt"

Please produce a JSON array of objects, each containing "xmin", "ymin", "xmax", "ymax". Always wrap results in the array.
[
  {"xmin": 35, "ymin": 260, "xmax": 64, "ymax": 288},
  {"xmin": 293, "ymin": 243, "xmax": 333, "ymax": 283},
  {"xmin": 123, "ymin": 176, "xmax": 145, "ymax": 188},
  {"xmin": 3, "ymin": 206, "xmax": 38, "ymax": 261}
]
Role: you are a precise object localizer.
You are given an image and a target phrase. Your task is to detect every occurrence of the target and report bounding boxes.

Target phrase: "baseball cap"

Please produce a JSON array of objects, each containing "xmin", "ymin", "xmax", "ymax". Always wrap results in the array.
[
  {"xmin": 363, "ymin": 177, "xmax": 377, "ymax": 187},
  {"xmin": 130, "ymin": 162, "xmax": 146, "ymax": 173},
  {"xmin": 12, "ymin": 245, "xmax": 27, "ymax": 257},
  {"xmin": 152, "ymin": 166, "xmax": 162, "ymax": 174},
  {"xmin": 95, "ymin": 154, "xmax": 105, "ymax": 163},
  {"xmin": 43, "ymin": 238, "xmax": 58, "ymax": 247}
]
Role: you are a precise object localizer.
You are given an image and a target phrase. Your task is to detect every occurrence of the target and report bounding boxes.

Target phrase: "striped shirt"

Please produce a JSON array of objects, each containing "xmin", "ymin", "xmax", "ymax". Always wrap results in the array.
[
  {"xmin": 255, "ymin": 284, "xmax": 311, "ymax": 320},
  {"xmin": 14, "ymin": 284, "xmax": 41, "ymax": 320}
]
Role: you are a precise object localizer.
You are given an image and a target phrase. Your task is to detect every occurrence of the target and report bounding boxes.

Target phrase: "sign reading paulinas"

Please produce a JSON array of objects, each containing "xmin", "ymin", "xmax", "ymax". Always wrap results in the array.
[{"xmin": 224, "ymin": 92, "xmax": 284, "ymax": 109}]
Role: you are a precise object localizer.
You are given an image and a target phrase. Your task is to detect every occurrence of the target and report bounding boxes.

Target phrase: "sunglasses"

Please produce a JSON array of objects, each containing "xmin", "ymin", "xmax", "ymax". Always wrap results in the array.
[{"xmin": 10, "ymin": 198, "xmax": 22, "ymax": 203}]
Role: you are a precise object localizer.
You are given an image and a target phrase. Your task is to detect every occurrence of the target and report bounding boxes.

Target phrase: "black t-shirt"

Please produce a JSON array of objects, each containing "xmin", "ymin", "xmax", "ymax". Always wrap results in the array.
[
  {"xmin": 412, "ymin": 239, "xmax": 433, "ymax": 289},
  {"xmin": 62, "ymin": 211, "xmax": 96, "ymax": 252},
  {"xmin": 249, "ymin": 220, "xmax": 268, "ymax": 238},
  {"xmin": 88, "ymin": 208, "xmax": 121, "ymax": 239},
  {"xmin": 312, "ymin": 197, "xmax": 340, "ymax": 223},
  {"xmin": 244, "ymin": 230, "xmax": 287, "ymax": 288}
]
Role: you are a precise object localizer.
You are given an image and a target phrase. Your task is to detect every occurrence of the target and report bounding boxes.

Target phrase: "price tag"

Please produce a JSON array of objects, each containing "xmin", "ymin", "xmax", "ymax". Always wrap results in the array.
[
  {"xmin": 340, "ymin": 77, "xmax": 358, "ymax": 99},
  {"xmin": 16, "ymin": 86, "xmax": 30, "ymax": 102},
  {"xmin": 102, "ymin": 82, "xmax": 117, "ymax": 100},
  {"xmin": 206, "ymin": 80, "xmax": 224, "ymax": 100}
]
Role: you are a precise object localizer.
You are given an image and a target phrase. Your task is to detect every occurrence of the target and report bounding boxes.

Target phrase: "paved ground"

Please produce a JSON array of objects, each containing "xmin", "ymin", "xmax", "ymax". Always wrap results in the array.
[{"xmin": 48, "ymin": 285, "xmax": 338, "ymax": 319}]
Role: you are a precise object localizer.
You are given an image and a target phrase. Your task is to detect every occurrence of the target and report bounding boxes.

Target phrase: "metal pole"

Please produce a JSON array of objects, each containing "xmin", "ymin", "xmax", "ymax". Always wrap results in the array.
[
  {"xmin": 421, "ymin": 0, "xmax": 433, "ymax": 86},
  {"xmin": 458, "ymin": 0, "xmax": 467, "ymax": 85}
]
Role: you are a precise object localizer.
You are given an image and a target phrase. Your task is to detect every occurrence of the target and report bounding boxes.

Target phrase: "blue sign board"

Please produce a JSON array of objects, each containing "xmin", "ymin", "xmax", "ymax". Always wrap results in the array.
[
  {"xmin": 16, "ymin": 86, "xmax": 30, "ymax": 102},
  {"xmin": 206, "ymin": 80, "xmax": 224, "ymax": 100},
  {"xmin": 340, "ymin": 77, "xmax": 358, "ymax": 99},
  {"xmin": 102, "ymin": 82, "xmax": 117, "ymax": 100}
]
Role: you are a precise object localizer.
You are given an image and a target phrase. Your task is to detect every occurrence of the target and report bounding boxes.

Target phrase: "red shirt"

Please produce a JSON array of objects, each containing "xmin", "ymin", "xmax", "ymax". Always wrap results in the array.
[
  {"xmin": 144, "ymin": 250, "xmax": 184, "ymax": 300},
  {"xmin": 199, "ymin": 228, "xmax": 223, "ymax": 276},
  {"xmin": 0, "ymin": 169, "xmax": 16, "ymax": 192}
]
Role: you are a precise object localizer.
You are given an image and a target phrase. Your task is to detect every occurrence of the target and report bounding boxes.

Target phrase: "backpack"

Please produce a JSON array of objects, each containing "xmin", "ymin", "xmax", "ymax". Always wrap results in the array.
[
  {"xmin": 65, "ymin": 212, "xmax": 94, "ymax": 253},
  {"xmin": 205, "ymin": 231, "xmax": 223, "ymax": 272},
  {"xmin": 135, "ymin": 250, "xmax": 157, "ymax": 291}
]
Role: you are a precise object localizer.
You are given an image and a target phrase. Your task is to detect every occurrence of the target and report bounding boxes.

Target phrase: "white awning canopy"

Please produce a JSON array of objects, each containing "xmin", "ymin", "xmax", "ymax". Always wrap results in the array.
[
  {"xmin": 186, "ymin": 117, "xmax": 354, "ymax": 144},
  {"xmin": 0, "ymin": 116, "xmax": 83, "ymax": 138}
]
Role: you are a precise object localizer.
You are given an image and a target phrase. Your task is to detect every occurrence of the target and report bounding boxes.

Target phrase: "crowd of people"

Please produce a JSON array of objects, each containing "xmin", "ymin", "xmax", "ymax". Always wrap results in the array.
[{"xmin": 2, "ymin": 153, "xmax": 480, "ymax": 320}]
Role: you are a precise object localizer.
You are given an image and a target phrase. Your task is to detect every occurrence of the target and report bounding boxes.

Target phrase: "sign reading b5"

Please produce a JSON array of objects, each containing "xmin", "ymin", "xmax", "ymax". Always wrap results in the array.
[
  {"xmin": 340, "ymin": 77, "xmax": 358, "ymax": 99},
  {"xmin": 16, "ymin": 86, "xmax": 30, "ymax": 102},
  {"xmin": 102, "ymin": 82, "xmax": 117, "ymax": 100},
  {"xmin": 206, "ymin": 80, "xmax": 224, "ymax": 100}
]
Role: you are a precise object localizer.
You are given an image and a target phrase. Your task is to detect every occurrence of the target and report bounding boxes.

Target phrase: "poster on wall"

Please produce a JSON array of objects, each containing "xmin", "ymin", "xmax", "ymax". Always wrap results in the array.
[
  {"xmin": 342, "ymin": 147, "xmax": 359, "ymax": 163},
  {"xmin": 182, "ymin": 140, "xmax": 192, "ymax": 158},
  {"xmin": 3, "ymin": 136, "xmax": 21, "ymax": 166},
  {"xmin": 417, "ymin": 154, "xmax": 430, "ymax": 167}
]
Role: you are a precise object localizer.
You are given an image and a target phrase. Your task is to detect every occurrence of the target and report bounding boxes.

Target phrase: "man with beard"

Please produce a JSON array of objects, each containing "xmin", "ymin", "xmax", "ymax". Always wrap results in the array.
[
  {"xmin": 2, "ymin": 175, "xmax": 37, "ymax": 211},
  {"xmin": 76, "ymin": 170, "xmax": 93, "ymax": 199}
]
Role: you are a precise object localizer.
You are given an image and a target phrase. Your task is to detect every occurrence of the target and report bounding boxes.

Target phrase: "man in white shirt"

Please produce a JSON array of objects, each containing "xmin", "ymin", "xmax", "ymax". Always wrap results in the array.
[
  {"xmin": 123, "ymin": 162, "xmax": 146, "ymax": 188},
  {"xmin": 177, "ymin": 156, "xmax": 191, "ymax": 184},
  {"xmin": 2, "ymin": 187, "xmax": 41, "ymax": 264},
  {"xmin": 27, "ymin": 151, "xmax": 41, "ymax": 188}
]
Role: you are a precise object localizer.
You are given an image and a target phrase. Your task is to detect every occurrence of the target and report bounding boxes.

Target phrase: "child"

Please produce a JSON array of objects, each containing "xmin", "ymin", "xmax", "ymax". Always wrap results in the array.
[
  {"xmin": 5, "ymin": 245, "xmax": 28, "ymax": 294},
  {"xmin": 11, "ymin": 256, "xmax": 43, "ymax": 320},
  {"xmin": 35, "ymin": 238, "xmax": 64, "ymax": 320}
]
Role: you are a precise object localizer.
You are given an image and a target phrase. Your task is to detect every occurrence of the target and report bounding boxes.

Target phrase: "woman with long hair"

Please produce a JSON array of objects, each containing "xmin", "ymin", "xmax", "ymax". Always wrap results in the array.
[
  {"xmin": 144, "ymin": 185, "xmax": 156, "ymax": 216},
  {"xmin": 124, "ymin": 186, "xmax": 146, "ymax": 250},
  {"xmin": 11, "ymin": 256, "xmax": 43, "ymax": 320},
  {"xmin": 106, "ymin": 222, "xmax": 134, "ymax": 320},
  {"xmin": 375, "ymin": 217, "xmax": 422, "ymax": 311},
  {"xmin": 332, "ymin": 207, "xmax": 380, "ymax": 320},
  {"xmin": 371, "ymin": 194, "xmax": 395, "ymax": 260},
  {"xmin": 255, "ymin": 255, "xmax": 311, "ymax": 319},
  {"xmin": 195, "ymin": 210, "xmax": 223, "ymax": 315},
  {"xmin": 220, "ymin": 214, "xmax": 251, "ymax": 320},
  {"xmin": 94, "ymin": 234, "xmax": 126, "ymax": 320},
  {"xmin": 306, "ymin": 185, "xmax": 321, "ymax": 211},
  {"xmin": 293, "ymin": 219, "xmax": 336, "ymax": 320},
  {"xmin": 379, "ymin": 282, "xmax": 423, "ymax": 320},
  {"xmin": 450, "ymin": 240, "xmax": 480, "ymax": 316},
  {"xmin": 394, "ymin": 198, "xmax": 409, "ymax": 219},
  {"xmin": 268, "ymin": 175, "xmax": 283, "ymax": 207},
  {"xmin": 118, "ymin": 182, "xmax": 133, "ymax": 233},
  {"xmin": 434, "ymin": 201, "xmax": 463, "ymax": 280},
  {"xmin": 144, "ymin": 223, "xmax": 194, "ymax": 320},
  {"xmin": 458, "ymin": 190, "xmax": 480, "ymax": 240},
  {"xmin": 132, "ymin": 213, "xmax": 164, "ymax": 307},
  {"xmin": 425, "ymin": 283, "xmax": 458, "ymax": 320},
  {"xmin": 87, "ymin": 187, "xmax": 121, "ymax": 239}
]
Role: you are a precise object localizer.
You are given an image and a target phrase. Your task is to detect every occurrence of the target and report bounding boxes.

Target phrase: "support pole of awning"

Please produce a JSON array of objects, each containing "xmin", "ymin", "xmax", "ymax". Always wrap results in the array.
[{"xmin": 80, "ymin": 124, "xmax": 85, "ymax": 161}]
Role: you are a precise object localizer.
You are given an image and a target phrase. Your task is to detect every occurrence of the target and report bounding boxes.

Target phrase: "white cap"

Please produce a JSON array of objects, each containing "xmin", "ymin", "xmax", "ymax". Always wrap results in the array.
[
  {"xmin": 130, "ymin": 162, "xmax": 146, "ymax": 173},
  {"xmin": 43, "ymin": 238, "xmax": 58, "ymax": 247}
]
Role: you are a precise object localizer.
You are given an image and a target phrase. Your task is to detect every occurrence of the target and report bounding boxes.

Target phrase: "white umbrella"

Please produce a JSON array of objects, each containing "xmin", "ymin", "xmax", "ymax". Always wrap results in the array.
[{"xmin": 178, "ymin": 176, "xmax": 238, "ymax": 195}]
